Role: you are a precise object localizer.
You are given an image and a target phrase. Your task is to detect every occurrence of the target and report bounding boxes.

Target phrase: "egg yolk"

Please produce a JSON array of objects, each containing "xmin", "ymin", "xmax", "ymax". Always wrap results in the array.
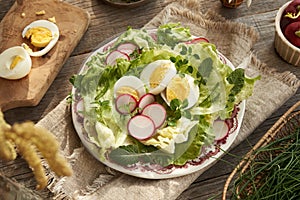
[
  {"xmin": 25, "ymin": 27, "xmax": 52, "ymax": 48},
  {"xmin": 10, "ymin": 55, "xmax": 24, "ymax": 70},
  {"xmin": 166, "ymin": 76, "xmax": 190, "ymax": 102},
  {"xmin": 149, "ymin": 63, "xmax": 172, "ymax": 88},
  {"xmin": 116, "ymin": 86, "xmax": 139, "ymax": 100}
]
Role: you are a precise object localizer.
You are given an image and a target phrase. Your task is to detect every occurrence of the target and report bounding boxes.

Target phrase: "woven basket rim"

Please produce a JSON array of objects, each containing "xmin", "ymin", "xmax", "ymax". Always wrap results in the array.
[{"xmin": 222, "ymin": 100, "xmax": 300, "ymax": 200}]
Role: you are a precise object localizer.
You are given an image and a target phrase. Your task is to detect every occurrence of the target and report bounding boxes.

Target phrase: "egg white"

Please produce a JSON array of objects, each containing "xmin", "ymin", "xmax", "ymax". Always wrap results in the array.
[
  {"xmin": 0, "ymin": 46, "xmax": 32, "ymax": 80},
  {"xmin": 113, "ymin": 75, "xmax": 146, "ymax": 99},
  {"xmin": 140, "ymin": 60, "xmax": 177, "ymax": 95},
  {"xmin": 162, "ymin": 74, "xmax": 200, "ymax": 110},
  {"xmin": 21, "ymin": 20, "xmax": 59, "ymax": 57},
  {"xmin": 184, "ymin": 74, "xmax": 200, "ymax": 109}
]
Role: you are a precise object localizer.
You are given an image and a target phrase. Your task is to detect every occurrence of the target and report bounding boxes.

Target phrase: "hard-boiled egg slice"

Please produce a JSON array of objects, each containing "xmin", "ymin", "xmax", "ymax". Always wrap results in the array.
[
  {"xmin": 163, "ymin": 74, "xmax": 200, "ymax": 110},
  {"xmin": 140, "ymin": 60, "xmax": 177, "ymax": 95},
  {"xmin": 21, "ymin": 20, "xmax": 59, "ymax": 57},
  {"xmin": 0, "ymin": 46, "xmax": 32, "ymax": 80},
  {"xmin": 114, "ymin": 76, "xmax": 146, "ymax": 100}
]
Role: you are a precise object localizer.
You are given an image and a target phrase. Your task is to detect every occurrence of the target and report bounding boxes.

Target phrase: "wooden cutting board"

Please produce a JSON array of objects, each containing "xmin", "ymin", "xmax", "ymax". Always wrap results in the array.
[{"xmin": 0, "ymin": 0, "xmax": 90, "ymax": 111}]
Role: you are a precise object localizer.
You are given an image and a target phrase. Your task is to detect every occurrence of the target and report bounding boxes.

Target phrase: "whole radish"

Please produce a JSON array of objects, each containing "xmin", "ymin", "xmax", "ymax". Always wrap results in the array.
[{"xmin": 284, "ymin": 21, "xmax": 300, "ymax": 47}]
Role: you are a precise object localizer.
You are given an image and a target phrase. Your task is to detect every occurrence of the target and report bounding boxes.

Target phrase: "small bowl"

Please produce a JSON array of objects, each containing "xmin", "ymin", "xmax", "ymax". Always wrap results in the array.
[
  {"xmin": 101, "ymin": 0, "xmax": 150, "ymax": 8},
  {"xmin": 275, "ymin": 1, "xmax": 300, "ymax": 67}
]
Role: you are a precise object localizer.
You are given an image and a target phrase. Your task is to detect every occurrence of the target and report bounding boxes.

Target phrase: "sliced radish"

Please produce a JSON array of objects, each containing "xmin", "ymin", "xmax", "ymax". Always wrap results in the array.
[
  {"xmin": 213, "ymin": 120, "xmax": 230, "ymax": 141},
  {"xmin": 103, "ymin": 42, "xmax": 114, "ymax": 52},
  {"xmin": 149, "ymin": 32, "xmax": 157, "ymax": 41},
  {"xmin": 138, "ymin": 93, "xmax": 155, "ymax": 112},
  {"xmin": 127, "ymin": 115, "xmax": 156, "ymax": 140},
  {"xmin": 75, "ymin": 98, "xmax": 84, "ymax": 119},
  {"xmin": 117, "ymin": 43, "xmax": 138, "ymax": 56},
  {"xmin": 186, "ymin": 37, "xmax": 209, "ymax": 44},
  {"xmin": 141, "ymin": 103, "xmax": 166, "ymax": 129},
  {"xmin": 106, "ymin": 50, "xmax": 129, "ymax": 66},
  {"xmin": 115, "ymin": 94, "xmax": 137, "ymax": 115}
]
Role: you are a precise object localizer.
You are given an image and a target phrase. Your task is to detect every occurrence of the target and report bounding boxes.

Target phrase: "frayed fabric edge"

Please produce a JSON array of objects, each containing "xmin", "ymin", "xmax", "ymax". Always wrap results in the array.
[
  {"xmin": 45, "ymin": 147, "xmax": 117, "ymax": 200},
  {"xmin": 250, "ymin": 54, "xmax": 300, "ymax": 90},
  {"xmin": 45, "ymin": 147, "xmax": 84, "ymax": 200}
]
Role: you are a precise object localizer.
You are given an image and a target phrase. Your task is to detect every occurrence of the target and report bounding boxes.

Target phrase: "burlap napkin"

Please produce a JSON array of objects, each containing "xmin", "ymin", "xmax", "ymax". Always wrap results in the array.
[{"xmin": 38, "ymin": 1, "xmax": 300, "ymax": 199}]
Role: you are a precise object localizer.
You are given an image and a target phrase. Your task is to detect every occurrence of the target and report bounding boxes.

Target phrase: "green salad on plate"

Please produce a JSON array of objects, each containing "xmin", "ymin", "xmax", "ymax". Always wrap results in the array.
[{"xmin": 70, "ymin": 23, "xmax": 260, "ymax": 171}]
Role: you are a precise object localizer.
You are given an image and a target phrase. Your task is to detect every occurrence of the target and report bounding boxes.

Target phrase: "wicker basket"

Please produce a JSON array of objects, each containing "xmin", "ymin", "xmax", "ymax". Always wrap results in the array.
[
  {"xmin": 220, "ymin": 0, "xmax": 244, "ymax": 8},
  {"xmin": 222, "ymin": 100, "xmax": 300, "ymax": 199}
]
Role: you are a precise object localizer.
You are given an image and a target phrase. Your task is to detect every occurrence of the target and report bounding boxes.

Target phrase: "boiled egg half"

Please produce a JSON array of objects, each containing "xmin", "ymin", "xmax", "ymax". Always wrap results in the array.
[
  {"xmin": 140, "ymin": 60, "xmax": 177, "ymax": 95},
  {"xmin": 113, "ymin": 75, "xmax": 146, "ymax": 100},
  {"xmin": 21, "ymin": 19, "xmax": 59, "ymax": 57},
  {"xmin": 0, "ymin": 46, "xmax": 32, "ymax": 80},
  {"xmin": 162, "ymin": 74, "xmax": 200, "ymax": 110}
]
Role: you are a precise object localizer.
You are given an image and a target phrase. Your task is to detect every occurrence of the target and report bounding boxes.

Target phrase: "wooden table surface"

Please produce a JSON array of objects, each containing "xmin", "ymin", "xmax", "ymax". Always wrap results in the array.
[{"xmin": 0, "ymin": 0, "xmax": 299, "ymax": 199}]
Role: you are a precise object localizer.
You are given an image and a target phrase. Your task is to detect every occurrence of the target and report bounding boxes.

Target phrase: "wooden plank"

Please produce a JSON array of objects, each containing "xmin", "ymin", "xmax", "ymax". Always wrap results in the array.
[{"xmin": 0, "ymin": 173, "xmax": 42, "ymax": 200}]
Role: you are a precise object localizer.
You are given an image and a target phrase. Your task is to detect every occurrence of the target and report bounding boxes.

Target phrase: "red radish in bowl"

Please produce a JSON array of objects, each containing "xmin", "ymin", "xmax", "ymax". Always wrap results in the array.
[
  {"xmin": 127, "ymin": 115, "xmax": 156, "ymax": 140},
  {"xmin": 138, "ymin": 93, "xmax": 155, "ymax": 112},
  {"xmin": 284, "ymin": 21, "xmax": 300, "ymax": 47},
  {"xmin": 141, "ymin": 103, "xmax": 166, "ymax": 129},
  {"xmin": 283, "ymin": 0, "xmax": 300, "ymax": 25},
  {"xmin": 115, "ymin": 94, "xmax": 137, "ymax": 115},
  {"xmin": 275, "ymin": 0, "xmax": 300, "ymax": 67},
  {"xmin": 106, "ymin": 50, "xmax": 129, "ymax": 66}
]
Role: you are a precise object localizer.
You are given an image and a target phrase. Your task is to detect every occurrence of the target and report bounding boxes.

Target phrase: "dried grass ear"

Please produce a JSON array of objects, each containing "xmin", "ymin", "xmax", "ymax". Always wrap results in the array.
[
  {"xmin": 0, "ymin": 110, "xmax": 72, "ymax": 190},
  {"xmin": 0, "ymin": 110, "xmax": 16, "ymax": 161}
]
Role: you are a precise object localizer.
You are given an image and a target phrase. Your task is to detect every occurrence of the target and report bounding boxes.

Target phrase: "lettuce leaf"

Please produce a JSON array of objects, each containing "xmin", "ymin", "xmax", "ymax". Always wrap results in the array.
[
  {"xmin": 157, "ymin": 23, "xmax": 192, "ymax": 48},
  {"xmin": 219, "ymin": 68, "xmax": 261, "ymax": 119}
]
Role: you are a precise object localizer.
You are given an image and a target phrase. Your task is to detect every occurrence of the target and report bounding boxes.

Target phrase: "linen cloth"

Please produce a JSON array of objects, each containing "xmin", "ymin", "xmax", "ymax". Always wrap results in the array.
[{"xmin": 37, "ymin": 1, "xmax": 300, "ymax": 199}]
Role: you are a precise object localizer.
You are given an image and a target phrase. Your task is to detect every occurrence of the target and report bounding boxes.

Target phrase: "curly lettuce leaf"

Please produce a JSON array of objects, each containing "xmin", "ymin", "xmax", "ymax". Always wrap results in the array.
[
  {"xmin": 157, "ymin": 23, "xmax": 192, "ymax": 48},
  {"xmin": 114, "ymin": 27, "xmax": 157, "ymax": 49},
  {"xmin": 219, "ymin": 68, "xmax": 261, "ymax": 119}
]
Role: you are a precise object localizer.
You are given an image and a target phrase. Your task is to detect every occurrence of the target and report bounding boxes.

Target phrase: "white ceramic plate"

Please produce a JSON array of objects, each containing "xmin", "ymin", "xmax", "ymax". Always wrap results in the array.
[{"xmin": 71, "ymin": 29, "xmax": 245, "ymax": 179}]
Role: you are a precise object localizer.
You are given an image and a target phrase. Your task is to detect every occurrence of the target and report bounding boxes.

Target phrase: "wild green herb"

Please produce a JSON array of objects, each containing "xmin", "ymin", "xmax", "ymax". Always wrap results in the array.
[{"xmin": 166, "ymin": 98, "xmax": 191, "ymax": 126}]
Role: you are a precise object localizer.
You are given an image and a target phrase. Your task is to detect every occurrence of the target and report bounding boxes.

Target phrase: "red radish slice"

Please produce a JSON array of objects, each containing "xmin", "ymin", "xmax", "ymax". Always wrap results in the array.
[
  {"xmin": 75, "ymin": 98, "xmax": 84, "ymax": 118},
  {"xmin": 149, "ymin": 32, "xmax": 157, "ymax": 41},
  {"xmin": 224, "ymin": 119, "xmax": 233, "ymax": 130},
  {"xmin": 213, "ymin": 120, "xmax": 230, "ymax": 141},
  {"xmin": 115, "ymin": 94, "xmax": 137, "ymax": 115},
  {"xmin": 106, "ymin": 50, "xmax": 129, "ymax": 66},
  {"xmin": 127, "ymin": 115, "xmax": 156, "ymax": 140},
  {"xmin": 142, "ymin": 103, "xmax": 166, "ymax": 129},
  {"xmin": 186, "ymin": 37, "xmax": 209, "ymax": 44},
  {"xmin": 103, "ymin": 42, "xmax": 114, "ymax": 52},
  {"xmin": 138, "ymin": 93, "xmax": 155, "ymax": 112},
  {"xmin": 117, "ymin": 43, "xmax": 138, "ymax": 55}
]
